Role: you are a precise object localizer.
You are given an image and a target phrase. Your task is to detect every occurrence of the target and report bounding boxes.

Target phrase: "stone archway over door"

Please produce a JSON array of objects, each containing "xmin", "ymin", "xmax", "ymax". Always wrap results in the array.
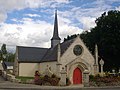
[{"xmin": 73, "ymin": 67, "xmax": 82, "ymax": 84}]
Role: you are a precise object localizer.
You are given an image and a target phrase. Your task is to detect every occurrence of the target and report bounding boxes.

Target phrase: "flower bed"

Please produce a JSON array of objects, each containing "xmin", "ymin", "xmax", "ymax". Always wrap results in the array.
[
  {"xmin": 34, "ymin": 74, "xmax": 60, "ymax": 86},
  {"xmin": 89, "ymin": 75, "xmax": 120, "ymax": 87}
]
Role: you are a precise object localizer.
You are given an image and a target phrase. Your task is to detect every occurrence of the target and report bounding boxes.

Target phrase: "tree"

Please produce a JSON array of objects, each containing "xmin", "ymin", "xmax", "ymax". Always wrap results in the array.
[
  {"xmin": 81, "ymin": 10, "xmax": 120, "ymax": 71},
  {"xmin": 1, "ymin": 44, "xmax": 7, "ymax": 54},
  {"xmin": 64, "ymin": 34, "xmax": 77, "ymax": 42},
  {"xmin": 0, "ymin": 50, "xmax": 2, "ymax": 61},
  {"xmin": 0, "ymin": 44, "xmax": 15, "ymax": 62},
  {"xmin": 1, "ymin": 44, "xmax": 7, "ymax": 61},
  {"xmin": 7, "ymin": 53, "xmax": 15, "ymax": 62},
  {"xmin": 64, "ymin": 10, "xmax": 120, "ymax": 71}
]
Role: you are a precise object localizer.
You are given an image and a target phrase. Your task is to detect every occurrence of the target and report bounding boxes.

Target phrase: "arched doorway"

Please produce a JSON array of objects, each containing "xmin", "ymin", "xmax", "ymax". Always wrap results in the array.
[{"xmin": 73, "ymin": 67, "xmax": 82, "ymax": 84}]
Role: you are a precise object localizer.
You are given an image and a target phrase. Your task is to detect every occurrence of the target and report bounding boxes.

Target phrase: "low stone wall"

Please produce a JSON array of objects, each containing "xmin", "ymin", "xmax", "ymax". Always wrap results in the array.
[
  {"xmin": 2, "ymin": 71, "xmax": 7, "ymax": 80},
  {"xmin": 6, "ymin": 74, "xmax": 15, "ymax": 82},
  {"xmin": 2, "ymin": 71, "xmax": 14, "ymax": 81},
  {"xmin": 2, "ymin": 70, "xmax": 34, "ymax": 84}
]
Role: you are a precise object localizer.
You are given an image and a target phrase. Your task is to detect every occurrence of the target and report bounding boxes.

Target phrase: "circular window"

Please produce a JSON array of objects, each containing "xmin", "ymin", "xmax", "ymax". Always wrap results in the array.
[{"xmin": 73, "ymin": 45, "xmax": 83, "ymax": 56}]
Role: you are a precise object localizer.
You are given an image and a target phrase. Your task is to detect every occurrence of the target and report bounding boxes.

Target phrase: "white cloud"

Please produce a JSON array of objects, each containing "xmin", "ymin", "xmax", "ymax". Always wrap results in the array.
[
  {"xmin": 0, "ymin": 0, "xmax": 119, "ymax": 51},
  {"xmin": 11, "ymin": 18, "xmax": 18, "ymax": 22},
  {"xmin": 58, "ymin": 16, "xmax": 71, "ymax": 25},
  {"xmin": 0, "ymin": 0, "xmax": 71, "ymax": 23},
  {"xmin": 0, "ymin": 14, "xmax": 82, "ymax": 48},
  {"xmin": 54, "ymin": 0, "xmax": 70, "ymax": 3},
  {"xmin": 24, "ymin": 14, "xmax": 41, "ymax": 17},
  {"xmin": 67, "ymin": 0, "xmax": 120, "ymax": 30},
  {"xmin": 0, "ymin": 12, "xmax": 7, "ymax": 23},
  {"xmin": 80, "ymin": 17, "xmax": 96, "ymax": 30},
  {"xmin": 116, "ymin": 6, "xmax": 120, "ymax": 11},
  {"xmin": 58, "ymin": 8, "xmax": 98, "ymax": 31},
  {"xmin": 0, "ymin": 21, "xmax": 52, "ymax": 48}
]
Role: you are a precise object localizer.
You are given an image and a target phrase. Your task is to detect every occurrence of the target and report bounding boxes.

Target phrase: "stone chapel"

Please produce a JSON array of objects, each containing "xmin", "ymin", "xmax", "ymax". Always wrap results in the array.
[{"xmin": 13, "ymin": 10, "xmax": 99, "ymax": 85}]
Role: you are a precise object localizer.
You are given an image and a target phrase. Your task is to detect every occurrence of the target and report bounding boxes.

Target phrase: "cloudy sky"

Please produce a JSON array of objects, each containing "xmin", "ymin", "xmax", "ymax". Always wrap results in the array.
[{"xmin": 0, "ymin": 0, "xmax": 120, "ymax": 51}]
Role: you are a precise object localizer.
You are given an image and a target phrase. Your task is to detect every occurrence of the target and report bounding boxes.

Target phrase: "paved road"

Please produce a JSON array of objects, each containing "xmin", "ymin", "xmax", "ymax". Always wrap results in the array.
[{"xmin": 0, "ymin": 76, "xmax": 120, "ymax": 90}]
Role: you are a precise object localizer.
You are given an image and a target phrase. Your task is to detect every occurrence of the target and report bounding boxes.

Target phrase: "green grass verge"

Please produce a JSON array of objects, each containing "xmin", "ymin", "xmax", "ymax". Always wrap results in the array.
[{"xmin": 16, "ymin": 76, "xmax": 34, "ymax": 83}]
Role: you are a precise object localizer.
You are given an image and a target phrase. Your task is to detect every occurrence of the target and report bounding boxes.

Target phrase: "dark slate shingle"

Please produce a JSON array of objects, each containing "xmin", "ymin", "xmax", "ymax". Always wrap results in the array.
[
  {"xmin": 17, "ymin": 46, "xmax": 48, "ymax": 62},
  {"xmin": 41, "ymin": 39, "xmax": 75, "ymax": 62},
  {"xmin": 60, "ymin": 39, "xmax": 74, "ymax": 56},
  {"xmin": 41, "ymin": 45, "xmax": 58, "ymax": 62},
  {"xmin": 17, "ymin": 39, "xmax": 75, "ymax": 63}
]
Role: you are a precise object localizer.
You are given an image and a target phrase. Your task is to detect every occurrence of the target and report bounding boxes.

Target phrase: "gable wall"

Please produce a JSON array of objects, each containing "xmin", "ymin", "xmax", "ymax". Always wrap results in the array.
[
  {"xmin": 40, "ymin": 61, "xmax": 57, "ymax": 74},
  {"xmin": 19, "ymin": 63, "xmax": 40, "ymax": 77},
  {"xmin": 60, "ymin": 37, "xmax": 95, "ymax": 73}
]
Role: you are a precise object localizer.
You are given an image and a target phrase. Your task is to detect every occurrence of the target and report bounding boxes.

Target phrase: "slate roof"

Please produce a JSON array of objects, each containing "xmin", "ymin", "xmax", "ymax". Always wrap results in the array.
[
  {"xmin": 17, "ymin": 39, "xmax": 75, "ymax": 63},
  {"xmin": 41, "ymin": 46, "xmax": 58, "ymax": 62},
  {"xmin": 41, "ymin": 39, "xmax": 75, "ymax": 62},
  {"xmin": 4, "ymin": 62, "xmax": 13, "ymax": 66},
  {"xmin": 60, "ymin": 39, "xmax": 74, "ymax": 55},
  {"xmin": 2, "ymin": 61, "xmax": 13, "ymax": 70},
  {"xmin": 17, "ymin": 46, "xmax": 48, "ymax": 62}
]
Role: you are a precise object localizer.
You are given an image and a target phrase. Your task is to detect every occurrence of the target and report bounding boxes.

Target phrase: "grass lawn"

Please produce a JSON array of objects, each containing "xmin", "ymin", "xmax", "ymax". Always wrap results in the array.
[{"xmin": 16, "ymin": 76, "xmax": 34, "ymax": 83}]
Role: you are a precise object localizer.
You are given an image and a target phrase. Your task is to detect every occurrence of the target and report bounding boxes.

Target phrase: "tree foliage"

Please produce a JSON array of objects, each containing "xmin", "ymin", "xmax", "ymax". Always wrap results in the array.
[
  {"xmin": 1, "ymin": 44, "xmax": 7, "ymax": 55},
  {"xmin": 0, "ymin": 44, "xmax": 15, "ymax": 62},
  {"xmin": 64, "ymin": 10, "xmax": 120, "ymax": 71},
  {"xmin": 64, "ymin": 34, "xmax": 77, "ymax": 42},
  {"xmin": 7, "ymin": 53, "xmax": 15, "ymax": 62}
]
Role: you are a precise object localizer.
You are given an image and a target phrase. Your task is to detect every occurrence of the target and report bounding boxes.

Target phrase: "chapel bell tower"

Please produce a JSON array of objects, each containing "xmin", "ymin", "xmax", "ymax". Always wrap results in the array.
[{"xmin": 51, "ymin": 10, "xmax": 61, "ymax": 48}]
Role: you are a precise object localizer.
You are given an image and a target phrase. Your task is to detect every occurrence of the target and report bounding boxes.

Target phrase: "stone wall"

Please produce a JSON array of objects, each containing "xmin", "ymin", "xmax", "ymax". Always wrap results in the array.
[
  {"xmin": 40, "ymin": 61, "xmax": 57, "ymax": 75},
  {"xmin": 19, "ymin": 63, "xmax": 40, "ymax": 77},
  {"xmin": 60, "ymin": 37, "xmax": 94, "ymax": 75}
]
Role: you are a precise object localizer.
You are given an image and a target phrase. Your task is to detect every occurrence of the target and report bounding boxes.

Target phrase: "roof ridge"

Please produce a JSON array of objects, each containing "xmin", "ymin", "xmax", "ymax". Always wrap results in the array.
[
  {"xmin": 61, "ymin": 38, "xmax": 75, "ymax": 44},
  {"xmin": 17, "ymin": 46, "xmax": 48, "ymax": 49}
]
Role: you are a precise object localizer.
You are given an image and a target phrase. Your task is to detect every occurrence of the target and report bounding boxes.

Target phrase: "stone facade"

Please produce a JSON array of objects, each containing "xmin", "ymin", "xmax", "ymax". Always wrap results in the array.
[
  {"xmin": 14, "ymin": 36, "xmax": 96, "ymax": 85},
  {"xmin": 19, "ymin": 63, "xmax": 40, "ymax": 77},
  {"xmin": 13, "ymin": 11, "xmax": 99, "ymax": 86},
  {"xmin": 40, "ymin": 61, "xmax": 57, "ymax": 75}
]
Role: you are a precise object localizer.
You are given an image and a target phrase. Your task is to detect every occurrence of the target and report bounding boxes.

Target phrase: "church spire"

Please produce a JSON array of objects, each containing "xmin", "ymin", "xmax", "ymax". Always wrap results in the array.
[
  {"xmin": 51, "ymin": 10, "xmax": 61, "ymax": 40},
  {"xmin": 51, "ymin": 10, "xmax": 61, "ymax": 48}
]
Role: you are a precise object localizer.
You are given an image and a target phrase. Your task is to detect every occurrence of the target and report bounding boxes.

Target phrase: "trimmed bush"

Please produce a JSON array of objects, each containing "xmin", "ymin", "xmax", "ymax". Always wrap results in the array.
[
  {"xmin": 89, "ymin": 75, "xmax": 120, "ymax": 87},
  {"xmin": 34, "ymin": 74, "xmax": 60, "ymax": 86}
]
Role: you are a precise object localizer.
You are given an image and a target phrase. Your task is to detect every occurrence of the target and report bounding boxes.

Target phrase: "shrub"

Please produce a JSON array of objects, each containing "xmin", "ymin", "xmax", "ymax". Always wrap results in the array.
[
  {"xmin": 89, "ymin": 75, "xmax": 95, "ymax": 81},
  {"xmin": 89, "ymin": 75, "xmax": 120, "ymax": 87},
  {"xmin": 66, "ymin": 77, "xmax": 71, "ymax": 86},
  {"xmin": 34, "ymin": 74, "xmax": 60, "ymax": 86},
  {"xmin": 51, "ymin": 74, "xmax": 56, "ymax": 78}
]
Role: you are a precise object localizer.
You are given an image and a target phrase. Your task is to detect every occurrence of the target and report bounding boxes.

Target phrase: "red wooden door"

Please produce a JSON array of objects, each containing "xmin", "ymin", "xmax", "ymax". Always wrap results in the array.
[{"xmin": 73, "ymin": 68, "xmax": 82, "ymax": 84}]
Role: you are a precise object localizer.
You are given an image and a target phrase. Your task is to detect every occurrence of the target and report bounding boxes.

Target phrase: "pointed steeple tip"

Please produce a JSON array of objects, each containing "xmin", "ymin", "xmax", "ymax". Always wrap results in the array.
[
  {"xmin": 51, "ymin": 9, "xmax": 61, "ymax": 40},
  {"xmin": 55, "ymin": 9, "xmax": 57, "ymax": 18},
  {"xmin": 55, "ymin": 9, "xmax": 57, "ymax": 14},
  {"xmin": 55, "ymin": 7, "xmax": 57, "ymax": 12},
  {"xmin": 51, "ymin": 9, "xmax": 61, "ymax": 48}
]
